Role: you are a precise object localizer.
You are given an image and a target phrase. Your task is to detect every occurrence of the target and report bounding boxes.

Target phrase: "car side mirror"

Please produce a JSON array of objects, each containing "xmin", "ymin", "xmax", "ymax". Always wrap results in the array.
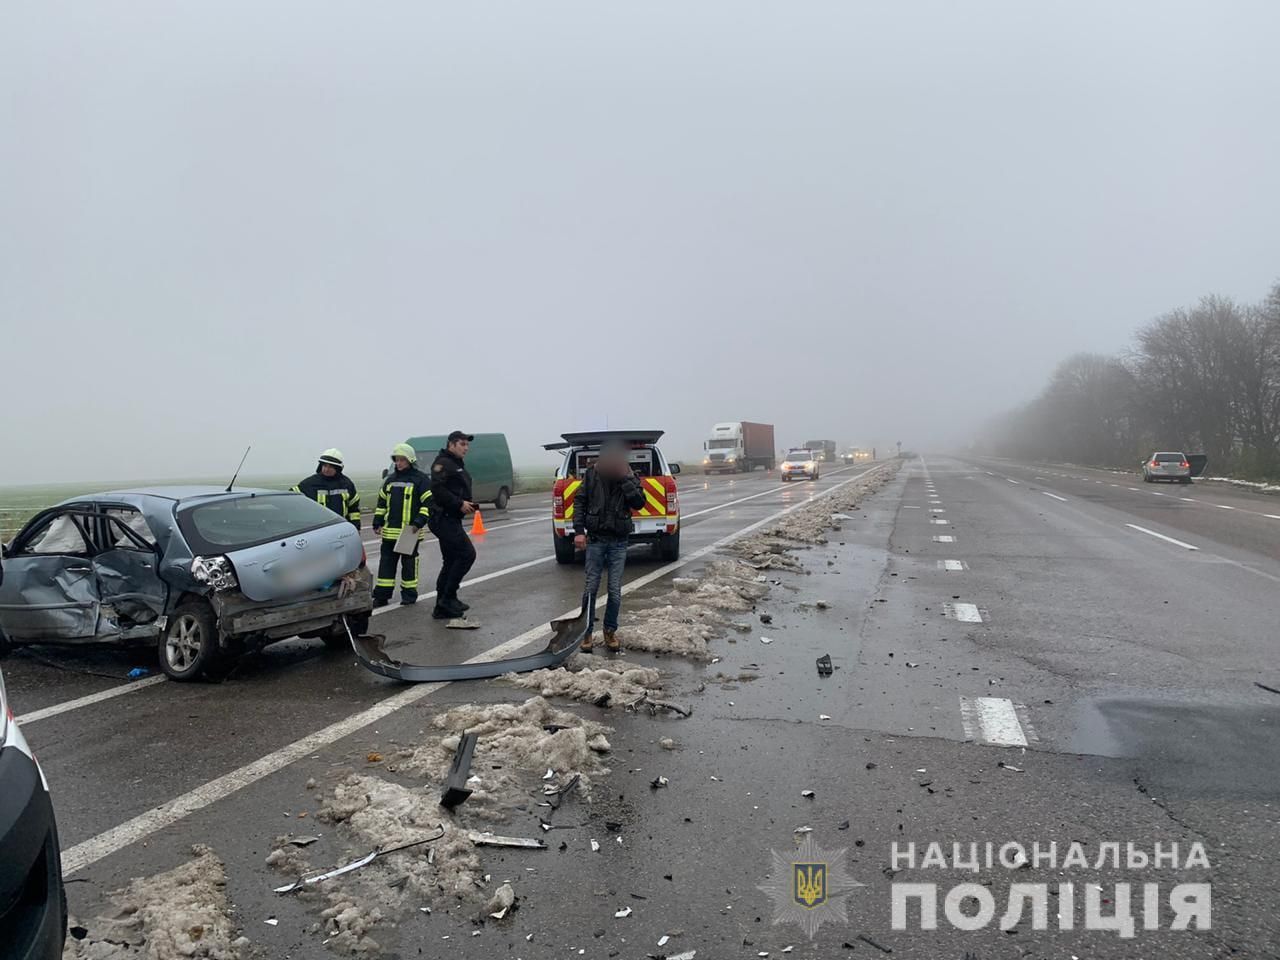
[{"xmin": 670, "ymin": 463, "xmax": 681, "ymax": 475}]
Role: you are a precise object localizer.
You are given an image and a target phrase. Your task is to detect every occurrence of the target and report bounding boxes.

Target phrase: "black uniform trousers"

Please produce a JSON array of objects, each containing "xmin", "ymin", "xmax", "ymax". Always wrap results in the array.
[
  {"xmin": 374, "ymin": 538, "xmax": 420, "ymax": 602},
  {"xmin": 430, "ymin": 516, "xmax": 476, "ymax": 606}
]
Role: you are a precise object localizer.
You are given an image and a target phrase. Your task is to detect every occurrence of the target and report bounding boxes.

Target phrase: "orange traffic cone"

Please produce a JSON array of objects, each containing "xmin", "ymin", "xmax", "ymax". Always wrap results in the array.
[{"xmin": 470, "ymin": 510, "xmax": 487, "ymax": 536}]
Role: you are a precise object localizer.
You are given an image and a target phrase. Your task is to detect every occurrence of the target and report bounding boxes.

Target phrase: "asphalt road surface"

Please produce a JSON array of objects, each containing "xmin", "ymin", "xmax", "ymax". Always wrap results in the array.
[{"xmin": 8, "ymin": 457, "xmax": 1279, "ymax": 958}]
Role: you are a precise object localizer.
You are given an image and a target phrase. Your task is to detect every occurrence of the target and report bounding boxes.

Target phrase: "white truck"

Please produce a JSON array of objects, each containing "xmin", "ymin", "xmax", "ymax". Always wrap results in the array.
[{"xmin": 702, "ymin": 421, "xmax": 776, "ymax": 474}]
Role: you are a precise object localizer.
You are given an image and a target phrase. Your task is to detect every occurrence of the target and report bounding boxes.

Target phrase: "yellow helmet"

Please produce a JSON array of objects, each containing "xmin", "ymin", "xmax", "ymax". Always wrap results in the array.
[{"xmin": 391, "ymin": 442, "xmax": 417, "ymax": 462}]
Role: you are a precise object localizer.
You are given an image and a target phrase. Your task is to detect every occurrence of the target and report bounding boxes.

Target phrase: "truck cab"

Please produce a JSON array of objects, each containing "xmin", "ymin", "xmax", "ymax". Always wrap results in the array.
[{"xmin": 545, "ymin": 430, "xmax": 681, "ymax": 564}]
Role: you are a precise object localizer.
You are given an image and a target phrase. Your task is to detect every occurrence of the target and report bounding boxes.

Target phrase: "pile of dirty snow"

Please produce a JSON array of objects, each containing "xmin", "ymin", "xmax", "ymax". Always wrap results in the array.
[
  {"xmin": 733, "ymin": 461, "xmax": 899, "ymax": 563},
  {"xmin": 504, "ymin": 660, "xmax": 663, "ymax": 707},
  {"xmin": 396, "ymin": 696, "xmax": 613, "ymax": 796},
  {"xmin": 65, "ymin": 845, "xmax": 248, "ymax": 959}
]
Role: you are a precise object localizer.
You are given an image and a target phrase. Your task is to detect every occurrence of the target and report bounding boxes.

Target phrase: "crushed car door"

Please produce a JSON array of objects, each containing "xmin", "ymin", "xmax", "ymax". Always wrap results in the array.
[
  {"xmin": 92, "ymin": 508, "xmax": 168, "ymax": 638},
  {"xmin": 0, "ymin": 508, "xmax": 102, "ymax": 640}
]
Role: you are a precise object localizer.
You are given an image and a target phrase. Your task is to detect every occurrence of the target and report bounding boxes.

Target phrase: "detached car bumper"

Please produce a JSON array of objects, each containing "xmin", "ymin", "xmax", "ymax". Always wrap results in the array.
[
  {"xmin": 0, "ymin": 746, "xmax": 65, "ymax": 960},
  {"xmin": 210, "ymin": 568, "xmax": 374, "ymax": 640}
]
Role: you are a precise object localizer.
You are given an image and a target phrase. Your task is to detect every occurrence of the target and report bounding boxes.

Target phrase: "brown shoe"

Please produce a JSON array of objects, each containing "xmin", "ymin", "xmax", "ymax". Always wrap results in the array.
[
  {"xmin": 604, "ymin": 630, "xmax": 621, "ymax": 652},
  {"xmin": 580, "ymin": 633, "xmax": 595, "ymax": 653}
]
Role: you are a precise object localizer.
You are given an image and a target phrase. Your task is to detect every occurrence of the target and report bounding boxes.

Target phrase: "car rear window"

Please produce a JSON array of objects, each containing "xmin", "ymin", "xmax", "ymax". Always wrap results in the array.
[
  {"xmin": 177, "ymin": 494, "xmax": 339, "ymax": 553},
  {"xmin": 1155, "ymin": 453, "xmax": 1185, "ymax": 462}
]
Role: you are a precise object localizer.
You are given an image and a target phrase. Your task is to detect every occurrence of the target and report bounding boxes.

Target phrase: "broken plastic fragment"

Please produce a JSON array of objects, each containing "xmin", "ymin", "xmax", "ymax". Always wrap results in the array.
[
  {"xmin": 542, "ymin": 768, "xmax": 555, "ymax": 780},
  {"xmin": 801, "ymin": 790, "xmax": 815, "ymax": 798},
  {"xmin": 819, "ymin": 714, "xmax": 832, "ymax": 721},
  {"xmin": 469, "ymin": 832, "xmax": 546, "ymax": 849},
  {"xmin": 615, "ymin": 907, "xmax": 632, "ymax": 918},
  {"xmin": 590, "ymin": 839, "xmax": 601, "ymax": 852},
  {"xmin": 794, "ymin": 826, "xmax": 813, "ymax": 834},
  {"xmin": 658, "ymin": 935, "xmax": 670, "ymax": 946},
  {"xmin": 759, "ymin": 637, "xmax": 774, "ymax": 645}
]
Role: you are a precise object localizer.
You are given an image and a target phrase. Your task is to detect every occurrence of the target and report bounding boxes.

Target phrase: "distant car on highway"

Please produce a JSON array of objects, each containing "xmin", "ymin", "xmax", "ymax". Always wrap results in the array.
[
  {"xmin": 545, "ymin": 430, "xmax": 682, "ymax": 564},
  {"xmin": 1142, "ymin": 452, "xmax": 1193, "ymax": 484},
  {"xmin": 0, "ymin": 665, "xmax": 66, "ymax": 960},
  {"xmin": 781, "ymin": 449, "xmax": 820, "ymax": 482},
  {"xmin": 0, "ymin": 487, "xmax": 373, "ymax": 681}
]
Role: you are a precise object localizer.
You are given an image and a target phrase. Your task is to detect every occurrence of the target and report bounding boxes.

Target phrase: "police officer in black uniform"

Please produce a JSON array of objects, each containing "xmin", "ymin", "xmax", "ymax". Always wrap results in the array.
[{"xmin": 428, "ymin": 431, "xmax": 479, "ymax": 620}]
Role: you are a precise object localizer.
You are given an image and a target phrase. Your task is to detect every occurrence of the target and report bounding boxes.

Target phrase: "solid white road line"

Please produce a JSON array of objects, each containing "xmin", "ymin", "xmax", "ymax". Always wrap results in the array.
[
  {"xmin": 27, "ymin": 468, "xmax": 864, "ymax": 724},
  {"xmin": 360, "ymin": 515, "xmax": 545, "ymax": 550},
  {"xmin": 932, "ymin": 535, "xmax": 956, "ymax": 543},
  {"xmin": 59, "ymin": 466, "xmax": 887, "ymax": 877},
  {"xmin": 1006, "ymin": 478, "xmax": 1020, "ymax": 485},
  {"xmin": 367, "ymin": 469, "xmax": 858, "ymax": 616},
  {"xmin": 1127, "ymin": 487, "xmax": 1140, "ymax": 491},
  {"xmin": 960, "ymin": 697, "xmax": 1028, "ymax": 747},
  {"xmin": 938, "ymin": 560, "xmax": 967, "ymax": 571},
  {"xmin": 1125, "ymin": 523, "xmax": 1199, "ymax": 551},
  {"xmin": 1267, "ymin": 515, "xmax": 1280, "ymax": 521},
  {"xmin": 16, "ymin": 676, "xmax": 168, "ymax": 726},
  {"xmin": 1180, "ymin": 497, "xmax": 1197, "ymax": 502},
  {"xmin": 945, "ymin": 602, "xmax": 983, "ymax": 623},
  {"xmin": 1042, "ymin": 492, "xmax": 1067, "ymax": 502},
  {"xmin": 1151, "ymin": 492, "xmax": 1165, "ymax": 497},
  {"xmin": 1216, "ymin": 504, "xmax": 1235, "ymax": 510}
]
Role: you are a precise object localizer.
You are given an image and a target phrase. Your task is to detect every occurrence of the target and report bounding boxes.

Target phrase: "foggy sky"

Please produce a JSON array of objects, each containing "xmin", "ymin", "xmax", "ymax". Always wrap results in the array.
[{"xmin": 3, "ymin": 2, "xmax": 1278, "ymax": 484}]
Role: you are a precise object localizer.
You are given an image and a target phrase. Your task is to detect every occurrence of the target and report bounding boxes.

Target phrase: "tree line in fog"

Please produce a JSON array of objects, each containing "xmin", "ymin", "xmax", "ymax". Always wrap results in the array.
[{"xmin": 981, "ymin": 280, "xmax": 1280, "ymax": 479}]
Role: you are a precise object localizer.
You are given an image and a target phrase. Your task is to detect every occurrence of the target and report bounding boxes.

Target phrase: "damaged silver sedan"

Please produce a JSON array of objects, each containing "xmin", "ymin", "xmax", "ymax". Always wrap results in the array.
[{"xmin": 0, "ymin": 487, "xmax": 373, "ymax": 681}]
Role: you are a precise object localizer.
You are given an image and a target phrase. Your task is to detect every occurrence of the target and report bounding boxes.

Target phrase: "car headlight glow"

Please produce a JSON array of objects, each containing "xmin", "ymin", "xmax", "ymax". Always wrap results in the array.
[{"xmin": 191, "ymin": 555, "xmax": 239, "ymax": 592}]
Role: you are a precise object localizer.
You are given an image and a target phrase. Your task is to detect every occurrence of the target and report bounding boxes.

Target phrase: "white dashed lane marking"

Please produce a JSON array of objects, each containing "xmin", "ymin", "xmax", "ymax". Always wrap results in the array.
[
  {"xmin": 1042, "ymin": 492, "xmax": 1067, "ymax": 502},
  {"xmin": 932, "ymin": 535, "xmax": 956, "ymax": 542},
  {"xmin": 1125, "ymin": 523, "xmax": 1199, "ymax": 551},
  {"xmin": 938, "ymin": 560, "xmax": 968, "ymax": 571},
  {"xmin": 945, "ymin": 602, "xmax": 984, "ymax": 623},
  {"xmin": 1006, "ymin": 478, "xmax": 1020, "ymax": 485},
  {"xmin": 960, "ymin": 697, "xmax": 1030, "ymax": 747}
]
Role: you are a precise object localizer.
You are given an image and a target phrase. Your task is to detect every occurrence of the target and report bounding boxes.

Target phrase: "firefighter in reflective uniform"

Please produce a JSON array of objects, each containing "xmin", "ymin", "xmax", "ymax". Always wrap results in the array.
[
  {"xmin": 371, "ymin": 443, "xmax": 432, "ymax": 607},
  {"xmin": 292, "ymin": 449, "xmax": 361, "ymax": 529},
  {"xmin": 428, "ymin": 431, "xmax": 479, "ymax": 620}
]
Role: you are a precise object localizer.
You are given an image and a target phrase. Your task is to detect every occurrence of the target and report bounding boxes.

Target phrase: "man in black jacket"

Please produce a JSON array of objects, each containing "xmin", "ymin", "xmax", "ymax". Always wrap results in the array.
[
  {"xmin": 573, "ymin": 441, "xmax": 646, "ymax": 652},
  {"xmin": 292, "ymin": 448, "xmax": 361, "ymax": 529},
  {"xmin": 428, "ymin": 431, "xmax": 479, "ymax": 620}
]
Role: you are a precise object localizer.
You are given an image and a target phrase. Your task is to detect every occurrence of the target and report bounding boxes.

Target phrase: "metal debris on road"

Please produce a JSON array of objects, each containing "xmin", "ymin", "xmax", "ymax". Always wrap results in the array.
[
  {"xmin": 997, "ymin": 761, "xmax": 1024, "ymax": 773},
  {"xmin": 446, "ymin": 619, "xmax": 480, "ymax": 629},
  {"xmin": 487, "ymin": 883, "xmax": 516, "ymax": 920},
  {"xmin": 274, "ymin": 828, "xmax": 445, "ymax": 893},
  {"xmin": 285, "ymin": 836, "xmax": 321, "ymax": 847},
  {"xmin": 469, "ymin": 832, "xmax": 547, "ymax": 850},
  {"xmin": 819, "ymin": 714, "xmax": 832, "ymax": 720},
  {"xmin": 816, "ymin": 654, "xmax": 834, "ymax": 677},
  {"xmin": 615, "ymin": 906, "xmax": 633, "ymax": 918},
  {"xmin": 650, "ymin": 775, "xmax": 669, "ymax": 789},
  {"xmin": 590, "ymin": 839, "xmax": 601, "ymax": 852},
  {"xmin": 856, "ymin": 932, "xmax": 894, "ymax": 953},
  {"xmin": 440, "ymin": 731, "xmax": 480, "ymax": 810},
  {"xmin": 759, "ymin": 637, "xmax": 774, "ymax": 644},
  {"xmin": 801, "ymin": 790, "xmax": 815, "ymax": 798}
]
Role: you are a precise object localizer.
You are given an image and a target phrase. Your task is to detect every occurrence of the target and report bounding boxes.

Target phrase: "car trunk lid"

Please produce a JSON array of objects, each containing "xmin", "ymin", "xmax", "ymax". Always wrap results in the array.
[{"xmin": 224, "ymin": 523, "xmax": 363, "ymax": 602}]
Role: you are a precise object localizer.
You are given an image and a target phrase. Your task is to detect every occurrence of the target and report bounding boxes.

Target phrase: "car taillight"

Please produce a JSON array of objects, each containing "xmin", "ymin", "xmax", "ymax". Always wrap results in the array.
[
  {"xmin": 1180, "ymin": 461, "xmax": 1190, "ymax": 468},
  {"xmin": 1151, "ymin": 461, "xmax": 1160, "ymax": 467}
]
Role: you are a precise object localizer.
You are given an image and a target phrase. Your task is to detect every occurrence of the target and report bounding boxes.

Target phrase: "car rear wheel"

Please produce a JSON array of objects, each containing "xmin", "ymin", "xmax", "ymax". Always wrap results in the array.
[
  {"xmin": 554, "ymin": 533, "xmax": 577, "ymax": 565},
  {"xmin": 658, "ymin": 529, "xmax": 681, "ymax": 562},
  {"xmin": 159, "ymin": 600, "xmax": 222, "ymax": 681},
  {"xmin": 495, "ymin": 487, "xmax": 510, "ymax": 510}
]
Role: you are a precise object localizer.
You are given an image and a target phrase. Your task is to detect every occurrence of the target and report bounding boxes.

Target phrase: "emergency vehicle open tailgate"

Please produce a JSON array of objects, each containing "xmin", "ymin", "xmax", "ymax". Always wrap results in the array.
[{"xmin": 347, "ymin": 605, "xmax": 589, "ymax": 682}]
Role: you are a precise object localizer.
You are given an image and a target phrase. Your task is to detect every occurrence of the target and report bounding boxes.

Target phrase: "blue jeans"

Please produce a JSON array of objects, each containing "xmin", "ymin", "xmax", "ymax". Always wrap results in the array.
[{"xmin": 582, "ymin": 537, "xmax": 628, "ymax": 632}]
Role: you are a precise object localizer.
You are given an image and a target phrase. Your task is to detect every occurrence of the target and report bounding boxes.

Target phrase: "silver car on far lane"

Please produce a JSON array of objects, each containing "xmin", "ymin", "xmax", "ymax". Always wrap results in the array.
[
  {"xmin": 1142, "ymin": 452, "xmax": 1192, "ymax": 484},
  {"xmin": 0, "ymin": 487, "xmax": 373, "ymax": 681}
]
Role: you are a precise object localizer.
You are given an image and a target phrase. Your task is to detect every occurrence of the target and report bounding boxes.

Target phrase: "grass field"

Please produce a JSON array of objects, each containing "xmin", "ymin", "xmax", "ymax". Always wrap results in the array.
[{"xmin": 0, "ymin": 468, "xmax": 556, "ymax": 541}]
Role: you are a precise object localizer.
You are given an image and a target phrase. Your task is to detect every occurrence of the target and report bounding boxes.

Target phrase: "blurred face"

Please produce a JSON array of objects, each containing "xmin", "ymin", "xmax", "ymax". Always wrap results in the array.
[
  {"xmin": 320, "ymin": 464, "xmax": 338, "ymax": 478},
  {"xmin": 599, "ymin": 449, "xmax": 628, "ymax": 475},
  {"xmin": 449, "ymin": 438, "xmax": 470, "ymax": 458},
  {"xmin": 393, "ymin": 456, "xmax": 411, "ymax": 471}
]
